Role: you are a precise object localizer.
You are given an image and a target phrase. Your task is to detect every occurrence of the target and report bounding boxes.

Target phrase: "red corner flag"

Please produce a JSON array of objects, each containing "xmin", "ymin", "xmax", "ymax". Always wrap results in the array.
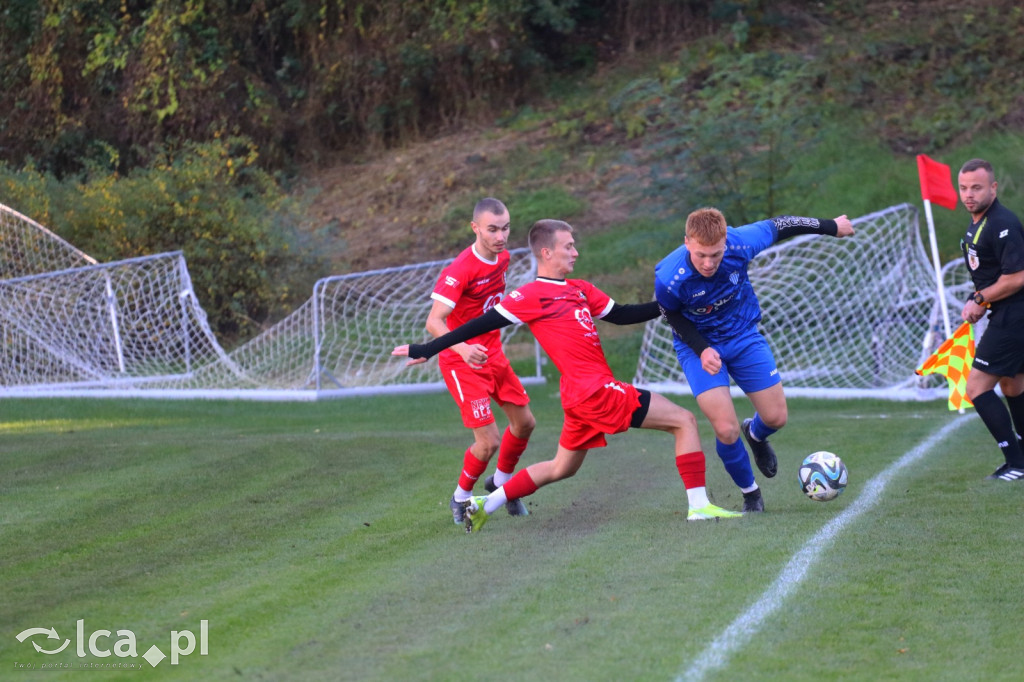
[{"xmin": 916, "ymin": 154, "xmax": 958, "ymax": 210}]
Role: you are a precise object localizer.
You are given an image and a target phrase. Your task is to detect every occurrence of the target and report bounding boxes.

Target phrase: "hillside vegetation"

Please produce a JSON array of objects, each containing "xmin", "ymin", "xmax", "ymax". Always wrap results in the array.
[{"xmin": 2, "ymin": 0, "xmax": 1024, "ymax": 342}]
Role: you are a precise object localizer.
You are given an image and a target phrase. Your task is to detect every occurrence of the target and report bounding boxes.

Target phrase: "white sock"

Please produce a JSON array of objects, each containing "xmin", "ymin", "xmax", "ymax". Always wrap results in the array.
[
  {"xmin": 685, "ymin": 486, "xmax": 710, "ymax": 509},
  {"xmin": 741, "ymin": 483, "xmax": 759, "ymax": 494},
  {"xmin": 483, "ymin": 487, "xmax": 508, "ymax": 514},
  {"xmin": 492, "ymin": 470, "xmax": 513, "ymax": 487},
  {"xmin": 453, "ymin": 486, "xmax": 472, "ymax": 503}
]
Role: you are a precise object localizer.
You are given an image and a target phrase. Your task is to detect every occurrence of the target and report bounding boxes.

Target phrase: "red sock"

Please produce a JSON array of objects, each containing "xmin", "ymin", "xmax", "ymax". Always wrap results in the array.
[
  {"xmin": 503, "ymin": 469, "xmax": 539, "ymax": 501},
  {"xmin": 458, "ymin": 448, "xmax": 488, "ymax": 492},
  {"xmin": 496, "ymin": 426, "xmax": 530, "ymax": 474},
  {"xmin": 674, "ymin": 451, "xmax": 706, "ymax": 489}
]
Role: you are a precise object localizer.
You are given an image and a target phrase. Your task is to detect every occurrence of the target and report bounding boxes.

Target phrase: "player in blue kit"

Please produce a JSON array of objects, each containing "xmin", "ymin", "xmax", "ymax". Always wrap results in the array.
[{"xmin": 655, "ymin": 207, "xmax": 855, "ymax": 511}]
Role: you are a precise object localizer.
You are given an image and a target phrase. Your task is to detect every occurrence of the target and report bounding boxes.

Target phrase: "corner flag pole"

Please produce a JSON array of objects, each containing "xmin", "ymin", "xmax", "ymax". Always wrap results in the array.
[
  {"xmin": 922, "ymin": 197, "xmax": 953, "ymax": 341},
  {"xmin": 917, "ymin": 153, "xmax": 964, "ymax": 412}
]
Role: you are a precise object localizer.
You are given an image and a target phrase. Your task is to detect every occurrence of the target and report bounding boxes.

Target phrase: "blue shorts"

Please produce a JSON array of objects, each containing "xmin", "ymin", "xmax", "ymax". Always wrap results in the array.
[{"xmin": 673, "ymin": 327, "xmax": 781, "ymax": 396}]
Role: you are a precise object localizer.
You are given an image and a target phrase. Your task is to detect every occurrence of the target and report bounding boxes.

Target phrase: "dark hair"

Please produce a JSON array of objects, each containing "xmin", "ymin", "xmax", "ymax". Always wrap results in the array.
[
  {"xmin": 528, "ymin": 219, "xmax": 573, "ymax": 257},
  {"xmin": 473, "ymin": 197, "xmax": 507, "ymax": 221},
  {"xmin": 959, "ymin": 158, "xmax": 994, "ymax": 180}
]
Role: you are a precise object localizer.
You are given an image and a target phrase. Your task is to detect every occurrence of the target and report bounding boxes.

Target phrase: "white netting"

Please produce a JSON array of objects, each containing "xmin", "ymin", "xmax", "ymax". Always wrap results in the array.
[
  {"xmin": 634, "ymin": 203, "xmax": 969, "ymax": 400},
  {"xmin": 3, "ymin": 200, "xmax": 973, "ymax": 401},
  {"xmin": 0, "ymin": 203, "xmax": 97, "ymax": 276},
  {"xmin": 0, "ymin": 201, "xmax": 542, "ymax": 400}
]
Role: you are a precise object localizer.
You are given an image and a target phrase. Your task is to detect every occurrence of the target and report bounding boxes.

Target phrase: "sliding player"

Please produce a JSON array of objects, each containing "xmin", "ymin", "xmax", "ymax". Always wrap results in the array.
[{"xmin": 655, "ymin": 208, "xmax": 855, "ymax": 511}]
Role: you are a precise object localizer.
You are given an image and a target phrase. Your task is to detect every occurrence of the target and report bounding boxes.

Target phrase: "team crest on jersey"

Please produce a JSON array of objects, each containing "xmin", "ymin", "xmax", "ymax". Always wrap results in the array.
[
  {"xmin": 966, "ymin": 247, "xmax": 980, "ymax": 270},
  {"xmin": 574, "ymin": 308, "xmax": 596, "ymax": 332},
  {"xmin": 729, "ymin": 271, "xmax": 739, "ymax": 285}
]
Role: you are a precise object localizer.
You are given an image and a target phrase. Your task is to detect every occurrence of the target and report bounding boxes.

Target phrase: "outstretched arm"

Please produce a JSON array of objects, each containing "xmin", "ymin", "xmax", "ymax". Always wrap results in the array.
[
  {"xmin": 601, "ymin": 300, "xmax": 661, "ymax": 325},
  {"xmin": 392, "ymin": 308, "xmax": 512, "ymax": 366},
  {"xmin": 425, "ymin": 298, "xmax": 489, "ymax": 369},
  {"xmin": 773, "ymin": 215, "xmax": 855, "ymax": 242}
]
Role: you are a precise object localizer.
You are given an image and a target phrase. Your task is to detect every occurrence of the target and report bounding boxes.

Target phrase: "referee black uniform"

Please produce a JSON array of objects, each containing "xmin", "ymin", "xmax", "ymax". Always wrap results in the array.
[{"xmin": 961, "ymin": 196, "xmax": 1024, "ymax": 477}]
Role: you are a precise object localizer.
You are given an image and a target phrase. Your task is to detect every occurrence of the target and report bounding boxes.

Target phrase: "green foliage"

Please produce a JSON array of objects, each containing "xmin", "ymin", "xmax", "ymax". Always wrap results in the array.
[
  {"xmin": 814, "ymin": 3, "xmax": 1024, "ymax": 151},
  {"xmin": 1, "ymin": 0, "xmax": 607, "ymax": 175},
  {"xmin": 610, "ymin": 49, "xmax": 824, "ymax": 223},
  {"xmin": 0, "ymin": 138, "xmax": 328, "ymax": 341}
]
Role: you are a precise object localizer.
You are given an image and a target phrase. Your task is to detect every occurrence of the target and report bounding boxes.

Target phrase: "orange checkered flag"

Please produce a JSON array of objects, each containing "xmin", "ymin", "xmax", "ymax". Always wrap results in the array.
[{"xmin": 916, "ymin": 322, "xmax": 975, "ymax": 410}]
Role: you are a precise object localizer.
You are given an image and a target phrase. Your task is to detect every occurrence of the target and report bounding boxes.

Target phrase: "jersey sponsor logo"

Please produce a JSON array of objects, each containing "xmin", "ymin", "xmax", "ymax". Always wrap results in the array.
[
  {"xmin": 445, "ymin": 275, "xmax": 459, "ymax": 287},
  {"xmin": 975, "ymin": 357, "xmax": 989, "ymax": 366},
  {"xmin": 999, "ymin": 229, "xmax": 1009, "ymax": 238},
  {"xmin": 769, "ymin": 368, "xmax": 778, "ymax": 376},
  {"xmin": 476, "ymin": 276, "xmax": 492, "ymax": 285},
  {"xmin": 470, "ymin": 398, "xmax": 493, "ymax": 420},
  {"xmin": 691, "ymin": 290, "xmax": 706, "ymax": 298},
  {"xmin": 604, "ymin": 381, "xmax": 626, "ymax": 394},
  {"xmin": 691, "ymin": 292, "xmax": 736, "ymax": 316},
  {"xmin": 509, "ymin": 290, "xmax": 524, "ymax": 300}
]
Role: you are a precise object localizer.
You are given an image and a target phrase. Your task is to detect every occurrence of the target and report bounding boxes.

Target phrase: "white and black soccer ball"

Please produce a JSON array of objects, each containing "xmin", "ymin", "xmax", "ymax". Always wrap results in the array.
[{"xmin": 798, "ymin": 451, "xmax": 848, "ymax": 501}]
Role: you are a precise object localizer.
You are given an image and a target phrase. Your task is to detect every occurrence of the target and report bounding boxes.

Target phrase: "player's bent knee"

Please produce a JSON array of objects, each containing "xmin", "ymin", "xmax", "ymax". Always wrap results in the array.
[{"xmin": 715, "ymin": 422, "xmax": 741, "ymax": 443}]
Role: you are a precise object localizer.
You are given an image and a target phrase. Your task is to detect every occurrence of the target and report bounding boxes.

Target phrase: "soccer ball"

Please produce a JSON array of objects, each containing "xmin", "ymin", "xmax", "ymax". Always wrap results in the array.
[{"xmin": 798, "ymin": 451, "xmax": 848, "ymax": 501}]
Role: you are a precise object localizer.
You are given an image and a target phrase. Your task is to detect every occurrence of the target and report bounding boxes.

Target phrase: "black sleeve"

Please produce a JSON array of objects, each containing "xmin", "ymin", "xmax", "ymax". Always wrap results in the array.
[
  {"xmin": 601, "ymin": 300, "xmax": 661, "ymax": 325},
  {"xmin": 408, "ymin": 308, "xmax": 512, "ymax": 360},
  {"xmin": 772, "ymin": 216, "xmax": 838, "ymax": 242},
  {"xmin": 658, "ymin": 304, "xmax": 710, "ymax": 355}
]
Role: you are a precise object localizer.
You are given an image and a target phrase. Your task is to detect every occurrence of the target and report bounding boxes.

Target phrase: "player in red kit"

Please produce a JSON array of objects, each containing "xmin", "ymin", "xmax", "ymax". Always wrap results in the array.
[
  {"xmin": 396, "ymin": 219, "xmax": 742, "ymax": 532},
  {"xmin": 426, "ymin": 198, "xmax": 536, "ymax": 524}
]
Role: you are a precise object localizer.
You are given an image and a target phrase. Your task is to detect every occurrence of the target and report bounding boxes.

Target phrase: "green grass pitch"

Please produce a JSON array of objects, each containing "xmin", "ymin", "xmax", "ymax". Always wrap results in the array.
[{"xmin": 2, "ymin": 390, "xmax": 1022, "ymax": 681}]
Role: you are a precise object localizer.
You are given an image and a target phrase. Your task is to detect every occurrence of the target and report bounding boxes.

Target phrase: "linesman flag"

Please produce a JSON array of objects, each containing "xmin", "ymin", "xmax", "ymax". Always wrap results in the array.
[
  {"xmin": 916, "ymin": 154, "xmax": 959, "ymax": 210},
  {"xmin": 916, "ymin": 322, "xmax": 975, "ymax": 410}
]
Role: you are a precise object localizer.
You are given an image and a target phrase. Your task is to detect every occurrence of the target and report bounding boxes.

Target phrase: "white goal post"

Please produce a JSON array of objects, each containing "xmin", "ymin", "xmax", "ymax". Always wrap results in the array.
[
  {"xmin": 0, "ymin": 200, "xmax": 972, "ymax": 401},
  {"xmin": 633, "ymin": 203, "xmax": 973, "ymax": 400},
  {"xmin": 0, "ymin": 200, "xmax": 543, "ymax": 400}
]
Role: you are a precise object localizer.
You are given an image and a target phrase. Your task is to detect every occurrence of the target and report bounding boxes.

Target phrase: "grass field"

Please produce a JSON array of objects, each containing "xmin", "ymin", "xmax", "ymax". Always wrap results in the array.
[{"xmin": 3, "ymin": 390, "xmax": 1023, "ymax": 681}]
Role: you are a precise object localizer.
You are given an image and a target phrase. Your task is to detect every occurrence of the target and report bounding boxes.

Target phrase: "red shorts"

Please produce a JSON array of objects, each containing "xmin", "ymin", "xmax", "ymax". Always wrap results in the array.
[
  {"xmin": 560, "ymin": 380, "xmax": 641, "ymax": 451},
  {"xmin": 440, "ymin": 353, "xmax": 530, "ymax": 429}
]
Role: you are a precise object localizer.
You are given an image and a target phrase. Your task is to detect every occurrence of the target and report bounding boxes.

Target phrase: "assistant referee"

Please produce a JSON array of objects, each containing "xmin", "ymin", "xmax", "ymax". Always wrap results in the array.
[{"xmin": 957, "ymin": 158, "xmax": 1024, "ymax": 481}]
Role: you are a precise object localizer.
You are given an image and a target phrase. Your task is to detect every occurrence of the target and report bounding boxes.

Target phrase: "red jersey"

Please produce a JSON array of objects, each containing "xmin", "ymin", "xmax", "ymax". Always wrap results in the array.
[
  {"xmin": 495, "ymin": 277, "xmax": 616, "ymax": 409},
  {"xmin": 431, "ymin": 245, "xmax": 509, "ymax": 365}
]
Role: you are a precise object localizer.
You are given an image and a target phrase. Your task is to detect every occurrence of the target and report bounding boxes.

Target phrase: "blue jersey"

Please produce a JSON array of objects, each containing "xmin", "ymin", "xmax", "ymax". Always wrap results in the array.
[{"xmin": 654, "ymin": 219, "xmax": 777, "ymax": 345}]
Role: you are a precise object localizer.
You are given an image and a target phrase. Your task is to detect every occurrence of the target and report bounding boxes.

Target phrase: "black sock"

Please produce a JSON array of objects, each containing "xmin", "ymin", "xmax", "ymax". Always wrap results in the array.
[
  {"xmin": 973, "ymin": 390, "xmax": 1024, "ymax": 467},
  {"xmin": 1005, "ymin": 393, "xmax": 1024, "ymax": 442}
]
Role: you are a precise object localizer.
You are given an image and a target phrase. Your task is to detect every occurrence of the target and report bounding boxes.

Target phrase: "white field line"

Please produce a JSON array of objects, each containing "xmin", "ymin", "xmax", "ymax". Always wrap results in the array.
[{"xmin": 676, "ymin": 413, "xmax": 974, "ymax": 682}]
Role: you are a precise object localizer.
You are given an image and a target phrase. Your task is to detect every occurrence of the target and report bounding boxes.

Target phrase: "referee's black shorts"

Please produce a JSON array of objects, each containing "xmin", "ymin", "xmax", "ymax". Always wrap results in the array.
[{"xmin": 974, "ymin": 322, "xmax": 1024, "ymax": 377}]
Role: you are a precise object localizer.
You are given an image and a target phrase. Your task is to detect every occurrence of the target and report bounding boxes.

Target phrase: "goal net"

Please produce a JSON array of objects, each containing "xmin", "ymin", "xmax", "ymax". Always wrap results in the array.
[
  {"xmin": 1, "ymin": 203, "xmax": 97, "ymax": 276},
  {"xmin": 1, "ymin": 200, "xmax": 970, "ymax": 401},
  {"xmin": 634, "ymin": 203, "xmax": 972, "ymax": 400},
  {"xmin": 0, "ymin": 200, "xmax": 542, "ymax": 400}
]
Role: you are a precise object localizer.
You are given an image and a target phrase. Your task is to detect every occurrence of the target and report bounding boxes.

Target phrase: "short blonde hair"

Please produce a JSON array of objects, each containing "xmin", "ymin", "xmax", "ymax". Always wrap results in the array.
[{"xmin": 685, "ymin": 208, "xmax": 727, "ymax": 245}]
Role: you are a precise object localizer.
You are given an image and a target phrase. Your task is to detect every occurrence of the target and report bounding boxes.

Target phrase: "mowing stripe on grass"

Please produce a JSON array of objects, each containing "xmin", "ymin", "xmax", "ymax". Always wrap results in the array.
[{"xmin": 676, "ymin": 414, "xmax": 974, "ymax": 682}]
